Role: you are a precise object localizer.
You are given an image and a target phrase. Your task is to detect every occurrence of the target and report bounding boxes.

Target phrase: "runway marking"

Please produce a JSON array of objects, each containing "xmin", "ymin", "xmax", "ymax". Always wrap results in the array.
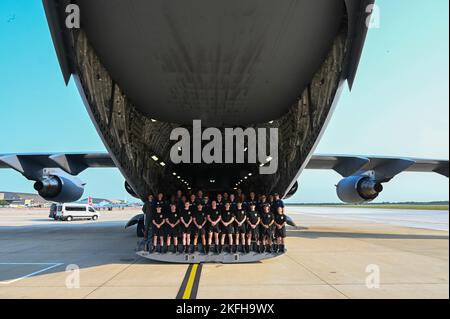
[
  {"xmin": 176, "ymin": 263, "xmax": 203, "ymax": 299},
  {"xmin": 0, "ymin": 263, "xmax": 64, "ymax": 285}
]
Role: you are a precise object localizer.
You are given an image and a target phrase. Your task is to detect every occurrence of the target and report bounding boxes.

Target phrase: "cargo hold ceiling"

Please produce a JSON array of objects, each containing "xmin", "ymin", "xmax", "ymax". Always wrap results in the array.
[{"xmin": 77, "ymin": 0, "xmax": 345, "ymax": 126}]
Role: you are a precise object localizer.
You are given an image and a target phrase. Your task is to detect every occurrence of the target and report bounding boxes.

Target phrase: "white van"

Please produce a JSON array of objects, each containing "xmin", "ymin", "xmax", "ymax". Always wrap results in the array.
[{"xmin": 55, "ymin": 203, "xmax": 99, "ymax": 221}]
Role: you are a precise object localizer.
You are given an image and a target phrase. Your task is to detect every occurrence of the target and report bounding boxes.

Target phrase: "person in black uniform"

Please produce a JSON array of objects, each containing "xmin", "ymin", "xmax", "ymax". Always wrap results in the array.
[
  {"xmin": 274, "ymin": 206, "xmax": 287, "ymax": 253},
  {"xmin": 197, "ymin": 190, "xmax": 204, "ymax": 202},
  {"xmin": 239, "ymin": 193, "xmax": 246, "ymax": 208},
  {"xmin": 229, "ymin": 193, "xmax": 237, "ymax": 210},
  {"xmin": 188, "ymin": 194, "xmax": 197, "ymax": 210},
  {"xmin": 258, "ymin": 195, "xmax": 270, "ymax": 216},
  {"xmin": 246, "ymin": 202, "xmax": 261, "ymax": 252},
  {"xmin": 165, "ymin": 204, "xmax": 181, "ymax": 253},
  {"xmin": 272, "ymin": 193, "xmax": 285, "ymax": 214},
  {"xmin": 260, "ymin": 205, "xmax": 275, "ymax": 253},
  {"xmin": 151, "ymin": 206, "xmax": 166, "ymax": 253},
  {"xmin": 207, "ymin": 200, "xmax": 222, "ymax": 254},
  {"xmin": 202, "ymin": 194, "xmax": 211, "ymax": 209},
  {"xmin": 220, "ymin": 202, "xmax": 235, "ymax": 253},
  {"xmin": 180, "ymin": 201, "xmax": 194, "ymax": 253},
  {"xmin": 216, "ymin": 193, "xmax": 225, "ymax": 210},
  {"xmin": 268, "ymin": 195, "xmax": 274, "ymax": 208},
  {"xmin": 176, "ymin": 189, "xmax": 183, "ymax": 202},
  {"xmin": 234, "ymin": 201, "xmax": 248, "ymax": 253},
  {"xmin": 193, "ymin": 203, "xmax": 208, "ymax": 253},
  {"xmin": 155, "ymin": 193, "xmax": 166, "ymax": 210},
  {"xmin": 245, "ymin": 191, "xmax": 258, "ymax": 211},
  {"xmin": 142, "ymin": 194, "xmax": 154, "ymax": 246}
]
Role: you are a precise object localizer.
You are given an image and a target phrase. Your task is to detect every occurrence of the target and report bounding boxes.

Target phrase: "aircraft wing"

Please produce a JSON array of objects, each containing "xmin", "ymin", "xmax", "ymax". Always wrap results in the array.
[
  {"xmin": 0, "ymin": 153, "xmax": 115, "ymax": 177},
  {"xmin": 306, "ymin": 155, "xmax": 449, "ymax": 180},
  {"xmin": 2, "ymin": 153, "xmax": 448, "ymax": 179}
]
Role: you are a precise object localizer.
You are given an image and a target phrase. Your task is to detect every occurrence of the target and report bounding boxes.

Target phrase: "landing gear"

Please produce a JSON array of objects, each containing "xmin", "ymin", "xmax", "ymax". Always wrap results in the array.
[{"xmin": 136, "ymin": 220, "xmax": 145, "ymax": 238}]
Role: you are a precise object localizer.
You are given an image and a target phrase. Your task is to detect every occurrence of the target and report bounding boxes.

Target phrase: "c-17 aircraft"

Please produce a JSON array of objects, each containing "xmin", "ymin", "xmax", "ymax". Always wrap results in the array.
[{"xmin": 0, "ymin": 1, "xmax": 448, "ymax": 263}]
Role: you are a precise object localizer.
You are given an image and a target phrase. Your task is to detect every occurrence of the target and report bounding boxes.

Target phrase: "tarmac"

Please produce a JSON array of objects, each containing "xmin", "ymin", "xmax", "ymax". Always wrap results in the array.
[{"xmin": 0, "ymin": 206, "xmax": 448, "ymax": 299}]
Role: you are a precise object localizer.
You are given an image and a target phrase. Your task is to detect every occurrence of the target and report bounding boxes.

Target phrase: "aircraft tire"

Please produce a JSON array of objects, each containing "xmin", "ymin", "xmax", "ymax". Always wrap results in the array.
[{"xmin": 136, "ymin": 220, "xmax": 145, "ymax": 238}]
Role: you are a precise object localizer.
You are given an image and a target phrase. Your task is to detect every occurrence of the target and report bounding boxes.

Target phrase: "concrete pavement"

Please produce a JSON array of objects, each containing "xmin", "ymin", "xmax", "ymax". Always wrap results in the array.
[{"xmin": 0, "ymin": 207, "xmax": 448, "ymax": 299}]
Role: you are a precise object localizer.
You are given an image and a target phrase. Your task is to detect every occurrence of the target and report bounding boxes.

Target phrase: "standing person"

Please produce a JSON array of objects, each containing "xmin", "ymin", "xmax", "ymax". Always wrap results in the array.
[
  {"xmin": 216, "ymin": 193, "xmax": 225, "ymax": 210},
  {"xmin": 236, "ymin": 188, "xmax": 243, "ymax": 199},
  {"xmin": 246, "ymin": 202, "xmax": 261, "ymax": 252},
  {"xmin": 152, "ymin": 206, "xmax": 166, "ymax": 253},
  {"xmin": 142, "ymin": 194, "xmax": 154, "ymax": 250},
  {"xmin": 193, "ymin": 203, "xmax": 207, "ymax": 254},
  {"xmin": 223, "ymin": 192, "xmax": 229, "ymax": 203},
  {"xmin": 180, "ymin": 195, "xmax": 187, "ymax": 210},
  {"xmin": 258, "ymin": 195, "xmax": 270, "ymax": 216},
  {"xmin": 220, "ymin": 202, "xmax": 235, "ymax": 253},
  {"xmin": 155, "ymin": 192, "xmax": 165, "ymax": 208},
  {"xmin": 188, "ymin": 194, "xmax": 197, "ymax": 211},
  {"xmin": 229, "ymin": 193, "xmax": 237, "ymax": 210},
  {"xmin": 166, "ymin": 204, "xmax": 181, "ymax": 253},
  {"xmin": 180, "ymin": 201, "xmax": 193, "ymax": 253},
  {"xmin": 197, "ymin": 190, "xmax": 204, "ymax": 202},
  {"xmin": 203, "ymin": 194, "xmax": 211, "ymax": 209},
  {"xmin": 234, "ymin": 201, "xmax": 247, "ymax": 253},
  {"xmin": 240, "ymin": 193, "xmax": 246, "ymax": 208},
  {"xmin": 274, "ymin": 206, "xmax": 287, "ymax": 253},
  {"xmin": 260, "ymin": 205, "xmax": 275, "ymax": 253},
  {"xmin": 176, "ymin": 189, "xmax": 183, "ymax": 202},
  {"xmin": 247, "ymin": 191, "xmax": 258, "ymax": 210},
  {"xmin": 207, "ymin": 200, "xmax": 222, "ymax": 254},
  {"xmin": 268, "ymin": 195, "xmax": 274, "ymax": 209},
  {"xmin": 272, "ymin": 193, "xmax": 285, "ymax": 214}
]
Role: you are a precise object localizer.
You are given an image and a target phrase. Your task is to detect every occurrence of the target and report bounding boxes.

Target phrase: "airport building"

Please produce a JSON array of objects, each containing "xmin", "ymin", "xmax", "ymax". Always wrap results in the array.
[{"xmin": 0, "ymin": 191, "xmax": 48, "ymax": 206}]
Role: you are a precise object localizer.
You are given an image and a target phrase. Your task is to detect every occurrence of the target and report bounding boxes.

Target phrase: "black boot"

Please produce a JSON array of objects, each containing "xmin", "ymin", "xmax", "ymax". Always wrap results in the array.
[
  {"xmin": 151, "ymin": 245, "xmax": 156, "ymax": 253},
  {"xmin": 280, "ymin": 245, "xmax": 285, "ymax": 253},
  {"xmin": 178, "ymin": 245, "xmax": 184, "ymax": 253},
  {"xmin": 218, "ymin": 245, "xmax": 223, "ymax": 254},
  {"xmin": 189, "ymin": 245, "xmax": 195, "ymax": 254},
  {"xmin": 267, "ymin": 245, "xmax": 272, "ymax": 253},
  {"xmin": 184, "ymin": 245, "xmax": 188, "ymax": 253},
  {"xmin": 215, "ymin": 245, "xmax": 220, "ymax": 254},
  {"xmin": 205, "ymin": 245, "xmax": 210, "ymax": 254}
]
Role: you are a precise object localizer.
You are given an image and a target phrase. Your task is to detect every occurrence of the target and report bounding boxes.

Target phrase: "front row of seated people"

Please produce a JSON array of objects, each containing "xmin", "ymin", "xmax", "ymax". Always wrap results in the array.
[{"xmin": 143, "ymin": 193, "xmax": 287, "ymax": 255}]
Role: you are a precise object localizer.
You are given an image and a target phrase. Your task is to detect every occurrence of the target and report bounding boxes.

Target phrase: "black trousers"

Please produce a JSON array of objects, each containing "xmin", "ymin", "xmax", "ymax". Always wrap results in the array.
[{"xmin": 144, "ymin": 213, "xmax": 153, "ymax": 239}]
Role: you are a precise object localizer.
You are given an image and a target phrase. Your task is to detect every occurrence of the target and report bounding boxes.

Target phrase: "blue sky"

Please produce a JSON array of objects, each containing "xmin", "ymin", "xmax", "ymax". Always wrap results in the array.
[{"xmin": 0, "ymin": 0, "xmax": 448, "ymax": 203}]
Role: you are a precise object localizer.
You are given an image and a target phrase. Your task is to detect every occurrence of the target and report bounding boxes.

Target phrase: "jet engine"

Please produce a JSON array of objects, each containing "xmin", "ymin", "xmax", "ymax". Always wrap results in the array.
[
  {"xmin": 125, "ymin": 181, "xmax": 140, "ymax": 199},
  {"xmin": 336, "ymin": 175, "xmax": 383, "ymax": 204},
  {"xmin": 33, "ymin": 175, "xmax": 85, "ymax": 203}
]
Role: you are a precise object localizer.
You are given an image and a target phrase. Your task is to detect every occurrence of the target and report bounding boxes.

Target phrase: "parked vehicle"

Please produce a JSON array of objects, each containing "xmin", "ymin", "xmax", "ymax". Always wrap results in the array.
[
  {"xmin": 55, "ymin": 203, "xmax": 99, "ymax": 221},
  {"xmin": 48, "ymin": 203, "xmax": 58, "ymax": 220}
]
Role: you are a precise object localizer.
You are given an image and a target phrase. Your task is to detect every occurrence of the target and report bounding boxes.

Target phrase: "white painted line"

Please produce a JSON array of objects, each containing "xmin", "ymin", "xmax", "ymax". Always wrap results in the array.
[{"xmin": 0, "ymin": 263, "xmax": 64, "ymax": 285}]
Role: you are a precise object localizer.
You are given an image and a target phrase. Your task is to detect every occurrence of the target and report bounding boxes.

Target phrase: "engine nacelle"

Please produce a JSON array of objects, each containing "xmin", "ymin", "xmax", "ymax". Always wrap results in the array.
[
  {"xmin": 124, "ymin": 181, "xmax": 140, "ymax": 199},
  {"xmin": 336, "ymin": 175, "xmax": 383, "ymax": 204},
  {"xmin": 284, "ymin": 181, "xmax": 298, "ymax": 199},
  {"xmin": 34, "ymin": 175, "xmax": 84, "ymax": 203}
]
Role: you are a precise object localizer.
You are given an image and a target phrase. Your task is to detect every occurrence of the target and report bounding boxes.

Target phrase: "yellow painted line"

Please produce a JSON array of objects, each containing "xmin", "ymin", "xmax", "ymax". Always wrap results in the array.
[{"xmin": 182, "ymin": 264, "xmax": 199, "ymax": 299}]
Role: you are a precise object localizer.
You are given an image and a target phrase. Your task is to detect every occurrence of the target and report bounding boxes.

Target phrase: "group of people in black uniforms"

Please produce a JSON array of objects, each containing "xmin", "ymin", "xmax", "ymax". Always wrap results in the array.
[{"xmin": 142, "ymin": 190, "xmax": 287, "ymax": 255}]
